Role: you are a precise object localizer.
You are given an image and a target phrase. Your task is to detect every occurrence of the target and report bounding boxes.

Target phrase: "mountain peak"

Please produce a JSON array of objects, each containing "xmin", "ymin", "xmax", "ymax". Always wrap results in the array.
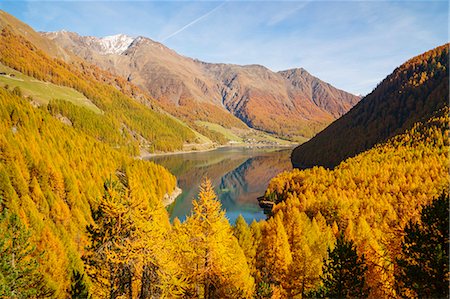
[
  {"xmin": 97, "ymin": 34, "xmax": 134, "ymax": 54},
  {"xmin": 42, "ymin": 28, "xmax": 361, "ymax": 139},
  {"xmin": 43, "ymin": 31, "xmax": 135, "ymax": 55},
  {"xmin": 278, "ymin": 67, "xmax": 310, "ymax": 78}
]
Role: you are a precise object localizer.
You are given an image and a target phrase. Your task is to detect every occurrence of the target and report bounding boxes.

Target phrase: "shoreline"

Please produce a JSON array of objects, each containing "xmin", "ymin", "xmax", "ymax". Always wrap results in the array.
[
  {"xmin": 140, "ymin": 144, "xmax": 224, "ymax": 159},
  {"xmin": 163, "ymin": 186, "xmax": 182, "ymax": 207},
  {"xmin": 139, "ymin": 143, "xmax": 296, "ymax": 159}
]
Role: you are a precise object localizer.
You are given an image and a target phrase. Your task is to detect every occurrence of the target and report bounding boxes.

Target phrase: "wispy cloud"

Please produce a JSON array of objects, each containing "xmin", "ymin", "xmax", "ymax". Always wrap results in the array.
[
  {"xmin": 1, "ymin": 0, "xmax": 447, "ymax": 95},
  {"xmin": 162, "ymin": 1, "xmax": 226, "ymax": 42},
  {"xmin": 267, "ymin": 1, "xmax": 311, "ymax": 26}
]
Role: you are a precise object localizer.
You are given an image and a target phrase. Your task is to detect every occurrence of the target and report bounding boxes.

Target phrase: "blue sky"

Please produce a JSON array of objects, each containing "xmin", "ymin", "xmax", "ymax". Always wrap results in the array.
[{"xmin": 0, "ymin": 1, "xmax": 448, "ymax": 95}]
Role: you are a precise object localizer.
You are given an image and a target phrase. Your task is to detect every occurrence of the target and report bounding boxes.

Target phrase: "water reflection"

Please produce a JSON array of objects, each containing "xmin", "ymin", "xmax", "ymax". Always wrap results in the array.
[{"xmin": 147, "ymin": 147, "xmax": 292, "ymax": 224}]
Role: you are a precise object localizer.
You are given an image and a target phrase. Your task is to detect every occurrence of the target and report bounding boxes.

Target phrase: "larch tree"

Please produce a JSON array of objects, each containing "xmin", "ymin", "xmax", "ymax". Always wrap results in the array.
[
  {"xmin": 84, "ymin": 173, "xmax": 178, "ymax": 299},
  {"xmin": 257, "ymin": 211, "xmax": 292, "ymax": 297},
  {"xmin": 83, "ymin": 177, "xmax": 134, "ymax": 299},
  {"xmin": 178, "ymin": 178, "xmax": 254, "ymax": 298},
  {"xmin": 234, "ymin": 215, "xmax": 258, "ymax": 275},
  {"xmin": 285, "ymin": 208, "xmax": 323, "ymax": 298}
]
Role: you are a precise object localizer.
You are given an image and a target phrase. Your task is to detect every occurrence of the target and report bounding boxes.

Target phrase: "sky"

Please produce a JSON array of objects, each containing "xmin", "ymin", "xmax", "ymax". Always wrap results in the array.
[{"xmin": 0, "ymin": 1, "xmax": 448, "ymax": 95}]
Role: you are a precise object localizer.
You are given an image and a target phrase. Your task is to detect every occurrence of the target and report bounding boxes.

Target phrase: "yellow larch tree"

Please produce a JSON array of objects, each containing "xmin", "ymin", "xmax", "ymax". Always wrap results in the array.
[
  {"xmin": 175, "ymin": 178, "xmax": 254, "ymax": 298},
  {"xmin": 257, "ymin": 211, "xmax": 292, "ymax": 296}
]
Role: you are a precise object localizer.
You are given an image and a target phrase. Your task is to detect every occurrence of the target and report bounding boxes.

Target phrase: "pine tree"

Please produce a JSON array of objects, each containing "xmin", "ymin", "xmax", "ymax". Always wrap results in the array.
[
  {"xmin": 0, "ymin": 209, "xmax": 54, "ymax": 298},
  {"xmin": 396, "ymin": 192, "xmax": 449, "ymax": 298},
  {"xmin": 317, "ymin": 233, "xmax": 369, "ymax": 298},
  {"xmin": 70, "ymin": 270, "xmax": 90, "ymax": 299}
]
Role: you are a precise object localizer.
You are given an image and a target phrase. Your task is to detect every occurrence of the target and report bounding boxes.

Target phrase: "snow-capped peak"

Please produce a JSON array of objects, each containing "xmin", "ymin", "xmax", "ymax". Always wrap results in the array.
[{"xmin": 97, "ymin": 34, "xmax": 134, "ymax": 54}]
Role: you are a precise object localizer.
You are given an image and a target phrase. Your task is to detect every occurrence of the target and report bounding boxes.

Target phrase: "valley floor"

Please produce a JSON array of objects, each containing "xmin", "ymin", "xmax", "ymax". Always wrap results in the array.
[{"xmin": 139, "ymin": 142, "xmax": 297, "ymax": 159}]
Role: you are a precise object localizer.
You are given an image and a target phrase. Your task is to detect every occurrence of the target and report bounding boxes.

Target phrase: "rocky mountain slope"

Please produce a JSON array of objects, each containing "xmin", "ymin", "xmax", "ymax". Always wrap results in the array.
[
  {"xmin": 43, "ymin": 31, "xmax": 361, "ymax": 140},
  {"xmin": 291, "ymin": 44, "xmax": 449, "ymax": 168},
  {"xmin": 0, "ymin": 11, "xmax": 200, "ymax": 154}
]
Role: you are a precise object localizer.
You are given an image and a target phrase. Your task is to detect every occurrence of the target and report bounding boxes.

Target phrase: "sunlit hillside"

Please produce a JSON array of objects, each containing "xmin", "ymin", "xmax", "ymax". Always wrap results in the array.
[
  {"xmin": 262, "ymin": 105, "xmax": 449, "ymax": 297},
  {"xmin": 0, "ymin": 5, "xmax": 447, "ymax": 299},
  {"xmin": 292, "ymin": 44, "xmax": 449, "ymax": 168},
  {"xmin": 0, "ymin": 25, "xmax": 197, "ymax": 154}
]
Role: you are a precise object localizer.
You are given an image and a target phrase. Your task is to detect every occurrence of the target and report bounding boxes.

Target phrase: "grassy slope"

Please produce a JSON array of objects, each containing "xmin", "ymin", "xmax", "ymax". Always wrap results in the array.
[
  {"xmin": 196, "ymin": 121, "xmax": 243, "ymax": 143},
  {"xmin": 196, "ymin": 120, "xmax": 297, "ymax": 146},
  {"xmin": 0, "ymin": 63, "xmax": 101, "ymax": 113}
]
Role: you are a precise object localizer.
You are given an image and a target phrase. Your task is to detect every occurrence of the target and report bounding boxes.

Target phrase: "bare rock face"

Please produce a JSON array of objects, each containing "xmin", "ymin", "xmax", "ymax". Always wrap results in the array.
[{"xmin": 43, "ymin": 30, "xmax": 361, "ymax": 139}]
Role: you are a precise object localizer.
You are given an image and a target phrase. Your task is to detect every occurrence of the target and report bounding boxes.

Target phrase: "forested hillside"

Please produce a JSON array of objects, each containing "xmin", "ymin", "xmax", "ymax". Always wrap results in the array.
[
  {"xmin": 261, "ymin": 106, "xmax": 449, "ymax": 297},
  {"xmin": 292, "ymin": 44, "xmax": 448, "ymax": 168},
  {"xmin": 2, "ymin": 82, "xmax": 446, "ymax": 298},
  {"xmin": 0, "ymin": 84, "xmax": 449, "ymax": 298},
  {"xmin": 0, "ymin": 25, "xmax": 196, "ymax": 154},
  {"xmin": 0, "ymin": 9, "xmax": 447, "ymax": 299},
  {"xmin": 0, "ymin": 87, "xmax": 177, "ymax": 296}
]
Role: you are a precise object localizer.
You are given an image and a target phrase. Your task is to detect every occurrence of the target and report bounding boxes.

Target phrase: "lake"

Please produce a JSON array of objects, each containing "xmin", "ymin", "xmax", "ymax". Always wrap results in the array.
[{"xmin": 147, "ymin": 147, "xmax": 293, "ymax": 224}]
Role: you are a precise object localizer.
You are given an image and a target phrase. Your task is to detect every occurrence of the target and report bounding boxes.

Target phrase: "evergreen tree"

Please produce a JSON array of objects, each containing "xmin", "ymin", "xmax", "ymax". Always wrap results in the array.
[
  {"xmin": 70, "ymin": 270, "xmax": 90, "ymax": 299},
  {"xmin": 0, "ymin": 209, "xmax": 54, "ymax": 298},
  {"xmin": 317, "ymin": 233, "xmax": 368, "ymax": 298},
  {"xmin": 396, "ymin": 192, "xmax": 449, "ymax": 298}
]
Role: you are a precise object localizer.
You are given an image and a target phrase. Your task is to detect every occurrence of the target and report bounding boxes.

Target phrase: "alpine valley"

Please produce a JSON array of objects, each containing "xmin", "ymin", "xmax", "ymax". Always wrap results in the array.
[
  {"xmin": 43, "ymin": 30, "xmax": 360, "ymax": 144},
  {"xmin": 0, "ymin": 7, "xmax": 448, "ymax": 299}
]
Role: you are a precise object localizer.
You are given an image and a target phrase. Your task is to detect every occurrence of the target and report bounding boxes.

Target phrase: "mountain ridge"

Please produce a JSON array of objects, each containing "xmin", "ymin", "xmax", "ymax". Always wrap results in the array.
[
  {"xmin": 291, "ymin": 43, "xmax": 449, "ymax": 168},
  {"xmin": 43, "ymin": 30, "xmax": 361, "ymax": 140},
  {"xmin": 43, "ymin": 32, "xmax": 136, "ymax": 55}
]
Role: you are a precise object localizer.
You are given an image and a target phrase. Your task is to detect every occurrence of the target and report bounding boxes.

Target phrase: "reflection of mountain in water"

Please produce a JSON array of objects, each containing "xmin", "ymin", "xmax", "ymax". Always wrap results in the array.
[
  {"xmin": 219, "ymin": 152, "xmax": 292, "ymax": 208},
  {"xmin": 147, "ymin": 148, "xmax": 292, "ymax": 223}
]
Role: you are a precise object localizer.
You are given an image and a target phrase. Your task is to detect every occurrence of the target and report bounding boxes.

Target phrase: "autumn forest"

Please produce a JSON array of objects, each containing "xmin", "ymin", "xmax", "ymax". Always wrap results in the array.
[{"xmin": 0, "ymin": 8, "xmax": 448, "ymax": 299}]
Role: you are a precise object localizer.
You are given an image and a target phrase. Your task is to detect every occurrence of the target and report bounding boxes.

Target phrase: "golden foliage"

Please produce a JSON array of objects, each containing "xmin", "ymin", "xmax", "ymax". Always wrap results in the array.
[
  {"xmin": 0, "ymin": 87, "xmax": 178, "ymax": 296},
  {"xmin": 0, "ymin": 27, "xmax": 196, "ymax": 153},
  {"xmin": 263, "ymin": 106, "xmax": 449, "ymax": 297},
  {"xmin": 173, "ymin": 178, "xmax": 255, "ymax": 298}
]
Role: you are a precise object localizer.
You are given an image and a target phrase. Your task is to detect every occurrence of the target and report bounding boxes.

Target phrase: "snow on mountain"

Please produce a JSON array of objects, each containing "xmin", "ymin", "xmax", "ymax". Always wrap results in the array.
[
  {"xmin": 97, "ymin": 34, "xmax": 134, "ymax": 54},
  {"xmin": 42, "ymin": 31, "xmax": 135, "ymax": 55}
]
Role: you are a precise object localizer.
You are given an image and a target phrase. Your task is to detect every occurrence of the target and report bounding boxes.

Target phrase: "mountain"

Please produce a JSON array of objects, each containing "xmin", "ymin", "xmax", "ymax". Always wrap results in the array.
[
  {"xmin": 1, "ymin": 9, "xmax": 448, "ymax": 299},
  {"xmin": 43, "ymin": 30, "xmax": 361, "ymax": 140},
  {"xmin": 291, "ymin": 44, "xmax": 449, "ymax": 168},
  {"xmin": 0, "ymin": 10, "xmax": 200, "ymax": 154},
  {"xmin": 0, "ymin": 10, "xmax": 72, "ymax": 59},
  {"xmin": 48, "ymin": 31, "xmax": 134, "ymax": 55},
  {"xmin": 263, "ymin": 105, "xmax": 449, "ymax": 298},
  {"xmin": 89, "ymin": 33, "xmax": 135, "ymax": 54}
]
